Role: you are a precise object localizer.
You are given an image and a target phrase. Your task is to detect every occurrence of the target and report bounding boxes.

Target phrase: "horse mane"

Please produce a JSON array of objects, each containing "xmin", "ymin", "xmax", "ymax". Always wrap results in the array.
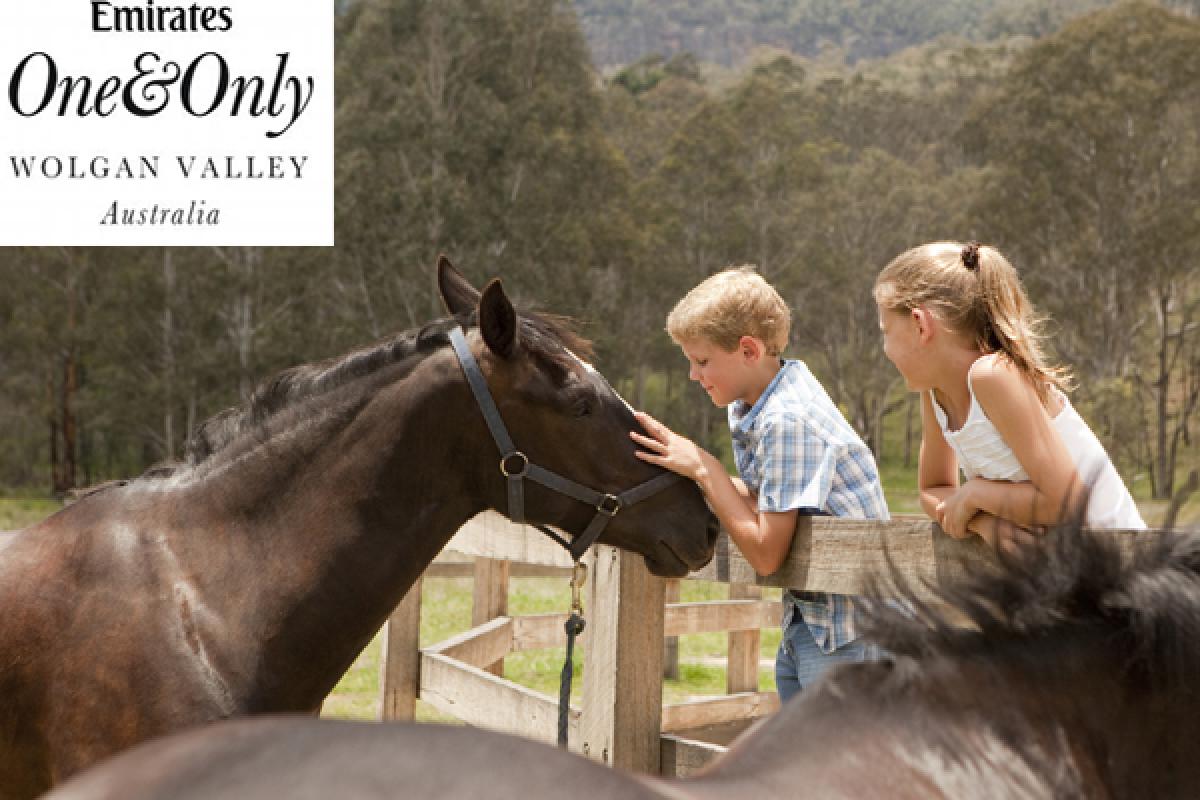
[
  {"xmin": 858, "ymin": 521, "xmax": 1200, "ymax": 692},
  {"xmin": 143, "ymin": 308, "xmax": 591, "ymax": 480}
]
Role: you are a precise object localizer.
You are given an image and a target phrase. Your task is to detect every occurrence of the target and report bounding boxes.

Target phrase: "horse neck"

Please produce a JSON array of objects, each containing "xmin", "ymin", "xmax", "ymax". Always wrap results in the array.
[{"xmin": 166, "ymin": 347, "xmax": 490, "ymax": 710}]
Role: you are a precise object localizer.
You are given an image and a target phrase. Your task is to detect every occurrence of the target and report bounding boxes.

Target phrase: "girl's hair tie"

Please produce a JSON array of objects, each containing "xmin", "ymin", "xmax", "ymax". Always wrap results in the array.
[{"xmin": 961, "ymin": 241, "xmax": 981, "ymax": 272}]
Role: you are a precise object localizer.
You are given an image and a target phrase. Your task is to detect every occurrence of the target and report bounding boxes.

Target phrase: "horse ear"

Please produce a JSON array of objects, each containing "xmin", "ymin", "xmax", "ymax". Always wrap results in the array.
[
  {"xmin": 479, "ymin": 279, "xmax": 519, "ymax": 359},
  {"xmin": 437, "ymin": 255, "xmax": 480, "ymax": 317}
]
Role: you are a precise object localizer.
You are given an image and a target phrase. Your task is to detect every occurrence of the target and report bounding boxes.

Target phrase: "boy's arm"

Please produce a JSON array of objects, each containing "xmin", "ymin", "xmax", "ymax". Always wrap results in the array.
[{"xmin": 631, "ymin": 412, "xmax": 797, "ymax": 576}]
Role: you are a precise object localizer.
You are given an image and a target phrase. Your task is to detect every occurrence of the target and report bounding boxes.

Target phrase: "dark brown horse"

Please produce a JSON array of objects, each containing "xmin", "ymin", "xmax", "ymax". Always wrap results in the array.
[
  {"xmin": 45, "ymin": 524, "xmax": 1200, "ymax": 799},
  {"xmin": 0, "ymin": 259, "xmax": 717, "ymax": 798}
]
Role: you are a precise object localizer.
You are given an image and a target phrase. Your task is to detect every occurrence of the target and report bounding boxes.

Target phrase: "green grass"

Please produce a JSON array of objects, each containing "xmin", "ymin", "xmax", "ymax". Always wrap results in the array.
[{"xmin": 877, "ymin": 460, "xmax": 922, "ymax": 515}]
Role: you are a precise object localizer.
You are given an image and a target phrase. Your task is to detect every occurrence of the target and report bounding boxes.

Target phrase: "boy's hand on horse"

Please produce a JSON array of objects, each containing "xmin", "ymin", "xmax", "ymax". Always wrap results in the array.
[{"xmin": 630, "ymin": 411, "xmax": 707, "ymax": 483}]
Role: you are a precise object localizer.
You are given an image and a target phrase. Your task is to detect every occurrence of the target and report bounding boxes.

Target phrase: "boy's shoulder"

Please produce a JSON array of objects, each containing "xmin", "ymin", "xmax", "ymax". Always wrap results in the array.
[
  {"xmin": 759, "ymin": 361, "xmax": 837, "ymax": 416},
  {"xmin": 752, "ymin": 363, "xmax": 868, "ymax": 447}
]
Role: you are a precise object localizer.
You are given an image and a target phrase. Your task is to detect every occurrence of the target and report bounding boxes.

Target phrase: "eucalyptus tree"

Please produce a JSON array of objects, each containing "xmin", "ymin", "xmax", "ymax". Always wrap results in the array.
[
  {"xmin": 961, "ymin": 2, "xmax": 1200, "ymax": 497},
  {"xmin": 334, "ymin": 0, "xmax": 634, "ymax": 336}
]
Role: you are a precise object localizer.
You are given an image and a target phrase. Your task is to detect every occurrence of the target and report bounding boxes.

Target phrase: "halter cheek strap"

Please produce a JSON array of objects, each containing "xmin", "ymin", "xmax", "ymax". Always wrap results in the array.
[{"xmin": 448, "ymin": 326, "xmax": 681, "ymax": 562}]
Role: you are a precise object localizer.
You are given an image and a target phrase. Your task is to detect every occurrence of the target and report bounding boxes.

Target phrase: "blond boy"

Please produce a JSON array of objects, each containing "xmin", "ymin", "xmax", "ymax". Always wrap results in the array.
[{"xmin": 631, "ymin": 267, "xmax": 889, "ymax": 702}]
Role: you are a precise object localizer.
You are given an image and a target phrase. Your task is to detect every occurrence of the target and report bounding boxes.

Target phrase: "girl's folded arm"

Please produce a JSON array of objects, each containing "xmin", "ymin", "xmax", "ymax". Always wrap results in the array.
[
  {"xmin": 969, "ymin": 360, "xmax": 1083, "ymax": 527},
  {"xmin": 917, "ymin": 392, "xmax": 958, "ymax": 520}
]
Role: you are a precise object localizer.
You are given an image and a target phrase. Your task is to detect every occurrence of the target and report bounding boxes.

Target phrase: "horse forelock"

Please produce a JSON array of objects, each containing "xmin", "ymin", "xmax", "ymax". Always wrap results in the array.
[
  {"xmin": 141, "ymin": 309, "xmax": 590, "ymax": 480},
  {"xmin": 858, "ymin": 525, "xmax": 1200, "ymax": 693}
]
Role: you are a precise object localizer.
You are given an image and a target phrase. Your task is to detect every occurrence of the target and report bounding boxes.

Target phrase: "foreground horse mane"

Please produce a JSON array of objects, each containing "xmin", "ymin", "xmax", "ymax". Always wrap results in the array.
[
  {"xmin": 858, "ymin": 523, "xmax": 1200, "ymax": 692},
  {"xmin": 153, "ymin": 308, "xmax": 590, "ymax": 480}
]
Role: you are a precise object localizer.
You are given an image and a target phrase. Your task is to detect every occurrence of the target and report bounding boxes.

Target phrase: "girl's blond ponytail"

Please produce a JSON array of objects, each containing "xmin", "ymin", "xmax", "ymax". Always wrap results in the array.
[{"xmin": 875, "ymin": 241, "xmax": 1070, "ymax": 404}]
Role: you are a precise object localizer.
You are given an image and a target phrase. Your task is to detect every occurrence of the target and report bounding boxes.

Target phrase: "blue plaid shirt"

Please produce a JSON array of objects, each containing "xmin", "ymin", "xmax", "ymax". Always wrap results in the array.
[{"xmin": 729, "ymin": 360, "xmax": 889, "ymax": 653}]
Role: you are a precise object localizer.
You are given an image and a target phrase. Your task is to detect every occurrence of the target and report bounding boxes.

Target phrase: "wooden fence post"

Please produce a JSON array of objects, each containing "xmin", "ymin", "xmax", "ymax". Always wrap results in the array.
[
  {"xmin": 472, "ymin": 557, "xmax": 510, "ymax": 675},
  {"xmin": 663, "ymin": 579, "xmax": 680, "ymax": 681},
  {"xmin": 581, "ymin": 545, "xmax": 665, "ymax": 773},
  {"xmin": 726, "ymin": 584, "xmax": 762, "ymax": 694},
  {"xmin": 379, "ymin": 577, "xmax": 422, "ymax": 721}
]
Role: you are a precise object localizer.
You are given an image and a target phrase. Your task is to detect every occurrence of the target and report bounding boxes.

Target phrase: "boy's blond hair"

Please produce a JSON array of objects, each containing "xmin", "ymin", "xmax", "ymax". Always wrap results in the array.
[{"xmin": 666, "ymin": 266, "xmax": 790, "ymax": 355}]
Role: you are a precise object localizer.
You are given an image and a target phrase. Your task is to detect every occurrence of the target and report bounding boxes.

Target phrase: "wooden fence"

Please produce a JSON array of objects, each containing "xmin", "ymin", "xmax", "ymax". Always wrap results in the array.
[{"xmin": 373, "ymin": 511, "xmax": 1137, "ymax": 777}]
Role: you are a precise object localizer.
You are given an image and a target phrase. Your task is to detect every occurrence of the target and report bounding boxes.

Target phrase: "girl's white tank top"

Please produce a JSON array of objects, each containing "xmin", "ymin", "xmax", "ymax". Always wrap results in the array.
[{"xmin": 930, "ymin": 356, "xmax": 1145, "ymax": 530}]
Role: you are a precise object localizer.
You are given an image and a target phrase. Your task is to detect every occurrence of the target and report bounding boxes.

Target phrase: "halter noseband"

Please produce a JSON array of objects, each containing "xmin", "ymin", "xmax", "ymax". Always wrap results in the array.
[{"xmin": 449, "ymin": 326, "xmax": 681, "ymax": 562}]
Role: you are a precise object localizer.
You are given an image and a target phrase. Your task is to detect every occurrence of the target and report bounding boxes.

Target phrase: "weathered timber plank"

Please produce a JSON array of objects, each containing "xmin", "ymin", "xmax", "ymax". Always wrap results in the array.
[
  {"xmin": 425, "ymin": 561, "xmax": 572, "ymax": 579},
  {"xmin": 665, "ymin": 600, "xmax": 782, "ymax": 636},
  {"xmin": 661, "ymin": 691, "xmax": 779, "ymax": 733},
  {"xmin": 727, "ymin": 585, "xmax": 762, "ymax": 694},
  {"xmin": 472, "ymin": 557, "xmax": 509, "ymax": 675},
  {"xmin": 692, "ymin": 517, "xmax": 991, "ymax": 593},
  {"xmin": 419, "ymin": 652, "xmax": 579, "ymax": 746},
  {"xmin": 511, "ymin": 613, "xmax": 569, "ymax": 652},
  {"xmin": 379, "ymin": 577, "xmax": 422, "ymax": 721},
  {"xmin": 660, "ymin": 734, "xmax": 726, "ymax": 778},
  {"xmin": 581, "ymin": 545, "xmax": 665, "ymax": 773},
  {"xmin": 663, "ymin": 579, "xmax": 681, "ymax": 681},
  {"xmin": 509, "ymin": 601, "xmax": 783, "ymax": 654},
  {"xmin": 444, "ymin": 511, "xmax": 575, "ymax": 567},
  {"xmin": 425, "ymin": 616, "xmax": 513, "ymax": 670}
]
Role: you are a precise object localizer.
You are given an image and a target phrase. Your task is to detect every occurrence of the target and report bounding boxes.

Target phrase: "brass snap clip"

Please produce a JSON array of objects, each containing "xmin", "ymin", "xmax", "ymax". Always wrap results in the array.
[{"xmin": 569, "ymin": 561, "xmax": 588, "ymax": 614}]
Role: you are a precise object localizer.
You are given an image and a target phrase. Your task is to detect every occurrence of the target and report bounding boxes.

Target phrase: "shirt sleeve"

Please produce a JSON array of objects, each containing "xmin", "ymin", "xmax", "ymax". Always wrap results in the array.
[{"xmin": 754, "ymin": 414, "xmax": 840, "ymax": 514}]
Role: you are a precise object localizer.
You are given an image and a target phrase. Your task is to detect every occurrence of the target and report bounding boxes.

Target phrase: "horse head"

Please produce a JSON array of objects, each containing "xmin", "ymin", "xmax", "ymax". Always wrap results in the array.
[{"xmin": 437, "ymin": 257, "xmax": 718, "ymax": 577}]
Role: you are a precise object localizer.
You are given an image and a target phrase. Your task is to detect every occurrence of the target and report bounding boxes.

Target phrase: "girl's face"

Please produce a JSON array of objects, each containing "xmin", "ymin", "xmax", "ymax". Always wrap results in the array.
[
  {"xmin": 677, "ymin": 336, "xmax": 755, "ymax": 408},
  {"xmin": 878, "ymin": 304, "xmax": 930, "ymax": 390}
]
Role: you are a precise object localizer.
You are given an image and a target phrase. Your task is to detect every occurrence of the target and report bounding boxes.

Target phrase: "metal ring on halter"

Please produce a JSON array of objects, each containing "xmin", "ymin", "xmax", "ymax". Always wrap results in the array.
[
  {"xmin": 596, "ymin": 493, "xmax": 621, "ymax": 517},
  {"xmin": 499, "ymin": 451, "xmax": 530, "ymax": 478}
]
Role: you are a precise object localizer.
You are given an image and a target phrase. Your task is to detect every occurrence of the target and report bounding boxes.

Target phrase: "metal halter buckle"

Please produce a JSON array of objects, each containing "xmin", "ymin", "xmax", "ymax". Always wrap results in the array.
[
  {"xmin": 499, "ymin": 451, "xmax": 529, "ymax": 478},
  {"xmin": 596, "ymin": 493, "xmax": 621, "ymax": 517}
]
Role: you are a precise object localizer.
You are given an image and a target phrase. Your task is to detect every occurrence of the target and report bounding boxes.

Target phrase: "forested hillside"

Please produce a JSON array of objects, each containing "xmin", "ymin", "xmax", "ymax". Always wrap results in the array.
[
  {"xmin": 2, "ymin": 1, "xmax": 1197, "ymax": 513},
  {"xmin": 576, "ymin": 0, "xmax": 1200, "ymax": 67}
]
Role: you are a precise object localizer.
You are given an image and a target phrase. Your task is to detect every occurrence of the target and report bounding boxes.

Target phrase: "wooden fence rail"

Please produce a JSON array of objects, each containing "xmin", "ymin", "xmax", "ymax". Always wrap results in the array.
[{"xmin": 375, "ymin": 510, "xmax": 1148, "ymax": 777}]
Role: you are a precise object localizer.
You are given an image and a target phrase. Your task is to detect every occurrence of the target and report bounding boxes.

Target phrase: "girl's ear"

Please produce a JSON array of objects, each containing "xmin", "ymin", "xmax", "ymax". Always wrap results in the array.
[{"xmin": 912, "ymin": 307, "xmax": 937, "ymax": 344}]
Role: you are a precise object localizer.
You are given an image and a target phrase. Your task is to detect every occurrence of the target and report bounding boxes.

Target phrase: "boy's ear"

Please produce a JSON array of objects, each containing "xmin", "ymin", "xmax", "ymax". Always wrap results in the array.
[{"xmin": 738, "ymin": 335, "xmax": 765, "ymax": 361}]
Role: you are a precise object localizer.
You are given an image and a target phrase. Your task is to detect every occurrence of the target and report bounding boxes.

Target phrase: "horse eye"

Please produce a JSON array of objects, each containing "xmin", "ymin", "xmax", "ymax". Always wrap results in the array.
[{"xmin": 573, "ymin": 398, "xmax": 593, "ymax": 418}]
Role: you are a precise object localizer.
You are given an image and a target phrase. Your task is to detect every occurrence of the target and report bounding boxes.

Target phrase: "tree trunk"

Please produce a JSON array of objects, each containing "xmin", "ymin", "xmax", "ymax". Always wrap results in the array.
[
  {"xmin": 1152, "ymin": 294, "xmax": 1172, "ymax": 500},
  {"xmin": 47, "ymin": 374, "xmax": 60, "ymax": 495}
]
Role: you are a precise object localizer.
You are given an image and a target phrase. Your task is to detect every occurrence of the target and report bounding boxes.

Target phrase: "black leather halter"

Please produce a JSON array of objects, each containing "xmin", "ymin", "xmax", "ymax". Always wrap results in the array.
[{"xmin": 449, "ymin": 326, "xmax": 682, "ymax": 562}]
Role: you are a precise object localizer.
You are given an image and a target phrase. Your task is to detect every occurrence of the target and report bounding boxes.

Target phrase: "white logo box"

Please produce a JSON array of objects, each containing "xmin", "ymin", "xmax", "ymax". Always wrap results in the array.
[{"xmin": 0, "ymin": 1, "xmax": 333, "ymax": 246}]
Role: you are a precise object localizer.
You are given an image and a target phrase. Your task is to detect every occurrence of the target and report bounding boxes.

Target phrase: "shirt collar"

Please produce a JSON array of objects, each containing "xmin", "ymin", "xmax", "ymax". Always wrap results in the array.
[{"xmin": 731, "ymin": 360, "xmax": 790, "ymax": 437}]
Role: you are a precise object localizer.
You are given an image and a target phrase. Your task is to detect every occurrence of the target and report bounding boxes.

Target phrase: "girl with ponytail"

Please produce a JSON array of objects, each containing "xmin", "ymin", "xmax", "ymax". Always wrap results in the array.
[{"xmin": 874, "ymin": 241, "xmax": 1143, "ymax": 550}]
